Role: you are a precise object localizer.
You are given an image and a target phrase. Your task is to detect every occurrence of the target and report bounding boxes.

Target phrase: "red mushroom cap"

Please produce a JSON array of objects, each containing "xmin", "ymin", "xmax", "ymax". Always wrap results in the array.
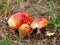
[
  {"xmin": 30, "ymin": 18, "xmax": 48, "ymax": 30},
  {"xmin": 8, "ymin": 13, "xmax": 33, "ymax": 29},
  {"xmin": 19, "ymin": 24, "xmax": 31, "ymax": 36}
]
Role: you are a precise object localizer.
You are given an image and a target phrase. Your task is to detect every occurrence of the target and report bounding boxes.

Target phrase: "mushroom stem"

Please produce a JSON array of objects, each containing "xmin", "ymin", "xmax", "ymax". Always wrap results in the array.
[
  {"xmin": 37, "ymin": 29, "xmax": 44, "ymax": 39},
  {"xmin": 37, "ymin": 30, "xmax": 40, "ymax": 34}
]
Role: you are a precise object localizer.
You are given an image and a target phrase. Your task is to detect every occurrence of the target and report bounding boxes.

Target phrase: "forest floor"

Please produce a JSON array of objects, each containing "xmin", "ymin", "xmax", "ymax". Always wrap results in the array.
[{"xmin": 0, "ymin": 0, "xmax": 60, "ymax": 45}]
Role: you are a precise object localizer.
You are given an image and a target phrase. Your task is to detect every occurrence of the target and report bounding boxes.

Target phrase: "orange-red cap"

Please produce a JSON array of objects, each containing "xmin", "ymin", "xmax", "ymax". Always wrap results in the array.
[
  {"xmin": 30, "ymin": 18, "xmax": 48, "ymax": 30},
  {"xmin": 19, "ymin": 24, "xmax": 31, "ymax": 36}
]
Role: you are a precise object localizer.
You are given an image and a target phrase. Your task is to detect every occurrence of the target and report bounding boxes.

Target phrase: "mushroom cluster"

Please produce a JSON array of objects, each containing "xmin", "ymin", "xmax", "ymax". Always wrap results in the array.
[
  {"xmin": 30, "ymin": 18, "xmax": 48, "ymax": 34},
  {"xmin": 8, "ymin": 12, "xmax": 49, "ymax": 37},
  {"xmin": 8, "ymin": 13, "xmax": 33, "ymax": 29}
]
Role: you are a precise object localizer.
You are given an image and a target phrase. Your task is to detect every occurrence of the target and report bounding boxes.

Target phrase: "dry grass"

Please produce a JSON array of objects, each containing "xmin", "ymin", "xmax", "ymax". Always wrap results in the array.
[{"xmin": 0, "ymin": 0, "xmax": 60, "ymax": 45}]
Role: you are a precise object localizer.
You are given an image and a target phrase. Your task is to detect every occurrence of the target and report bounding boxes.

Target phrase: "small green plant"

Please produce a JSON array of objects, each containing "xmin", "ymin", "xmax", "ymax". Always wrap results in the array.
[
  {"xmin": 37, "ymin": 39, "xmax": 51, "ymax": 45},
  {"xmin": 0, "ymin": 38, "xmax": 12, "ymax": 45},
  {"xmin": 18, "ymin": 34, "xmax": 22, "ymax": 41},
  {"xmin": 42, "ymin": 39, "xmax": 51, "ymax": 45},
  {"xmin": 56, "ymin": 18, "xmax": 60, "ymax": 32},
  {"xmin": 0, "ymin": 0, "xmax": 5, "ymax": 10},
  {"xmin": 30, "ymin": 8, "xmax": 41, "ymax": 14},
  {"xmin": 48, "ymin": 20, "xmax": 54, "ymax": 28},
  {"xmin": 0, "ymin": 34, "xmax": 13, "ymax": 45},
  {"xmin": 46, "ymin": 0, "xmax": 60, "ymax": 32},
  {"xmin": 0, "ymin": 0, "xmax": 5, "ymax": 14}
]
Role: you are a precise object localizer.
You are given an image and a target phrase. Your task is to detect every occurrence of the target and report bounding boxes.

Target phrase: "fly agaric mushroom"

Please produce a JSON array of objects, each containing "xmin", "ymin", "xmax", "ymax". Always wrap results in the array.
[
  {"xmin": 19, "ymin": 24, "xmax": 31, "ymax": 36},
  {"xmin": 30, "ymin": 18, "xmax": 48, "ymax": 34},
  {"xmin": 8, "ymin": 13, "xmax": 33, "ymax": 29}
]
